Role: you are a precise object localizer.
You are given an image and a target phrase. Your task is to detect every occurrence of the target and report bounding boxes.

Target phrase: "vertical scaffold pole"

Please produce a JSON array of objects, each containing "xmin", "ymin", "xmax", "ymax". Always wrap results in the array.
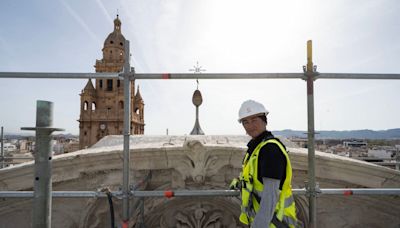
[
  {"xmin": 306, "ymin": 40, "xmax": 317, "ymax": 228},
  {"xmin": 22, "ymin": 101, "xmax": 63, "ymax": 228},
  {"xmin": 1, "ymin": 126, "xmax": 4, "ymax": 168},
  {"xmin": 122, "ymin": 40, "xmax": 131, "ymax": 227}
]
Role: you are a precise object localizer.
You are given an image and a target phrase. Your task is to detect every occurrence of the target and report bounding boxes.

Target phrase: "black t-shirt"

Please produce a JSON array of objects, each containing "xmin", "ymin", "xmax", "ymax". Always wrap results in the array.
[{"xmin": 246, "ymin": 131, "xmax": 287, "ymax": 190}]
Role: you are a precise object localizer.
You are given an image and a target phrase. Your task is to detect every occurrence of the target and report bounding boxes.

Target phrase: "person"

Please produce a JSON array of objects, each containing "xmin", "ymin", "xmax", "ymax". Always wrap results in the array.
[{"xmin": 230, "ymin": 100, "xmax": 298, "ymax": 228}]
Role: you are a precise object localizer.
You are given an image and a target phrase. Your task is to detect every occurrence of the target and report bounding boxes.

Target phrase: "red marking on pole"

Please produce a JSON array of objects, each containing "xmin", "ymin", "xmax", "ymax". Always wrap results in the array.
[
  {"xmin": 122, "ymin": 221, "xmax": 129, "ymax": 228},
  {"xmin": 344, "ymin": 190, "xmax": 353, "ymax": 196},
  {"xmin": 162, "ymin": 73, "xmax": 170, "ymax": 79},
  {"xmin": 164, "ymin": 190, "xmax": 174, "ymax": 198}
]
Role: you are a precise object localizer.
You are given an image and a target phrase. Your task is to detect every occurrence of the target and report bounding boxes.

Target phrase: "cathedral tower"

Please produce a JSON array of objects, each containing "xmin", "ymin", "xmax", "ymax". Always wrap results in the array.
[{"xmin": 78, "ymin": 16, "xmax": 144, "ymax": 149}]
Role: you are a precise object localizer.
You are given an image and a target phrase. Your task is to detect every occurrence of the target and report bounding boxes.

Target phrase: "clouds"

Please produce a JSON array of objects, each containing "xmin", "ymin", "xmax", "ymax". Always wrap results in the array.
[
  {"xmin": 95, "ymin": 0, "xmax": 113, "ymax": 24},
  {"xmin": 60, "ymin": 0, "xmax": 102, "ymax": 47}
]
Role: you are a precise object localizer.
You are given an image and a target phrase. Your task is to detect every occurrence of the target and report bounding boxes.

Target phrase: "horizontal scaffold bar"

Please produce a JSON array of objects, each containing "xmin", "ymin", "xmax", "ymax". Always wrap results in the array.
[
  {"xmin": 0, "ymin": 72, "xmax": 304, "ymax": 79},
  {"xmin": 0, "ymin": 188, "xmax": 399, "ymax": 198},
  {"xmin": 316, "ymin": 73, "xmax": 400, "ymax": 80},
  {"xmin": 134, "ymin": 73, "xmax": 305, "ymax": 79},
  {"xmin": 132, "ymin": 190, "xmax": 240, "ymax": 197},
  {"xmin": 0, "ymin": 191, "xmax": 117, "ymax": 198},
  {"xmin": 1, "ymin": 157, "xmax": 33, "ymax": 160},
  {"xmin": 0, "ymin": 72, "xmax": 120, "ymax": 79},
  {"xmin": 320, "ymin": 188, "xmax": 400, "ymax": 195},
  {"xmin": 1, "ymin": 72, "xmax": 400, "ymax": 80},
  {"xmin": 136, "ymin": 73, "xmax": 400, "ymax": 80}
]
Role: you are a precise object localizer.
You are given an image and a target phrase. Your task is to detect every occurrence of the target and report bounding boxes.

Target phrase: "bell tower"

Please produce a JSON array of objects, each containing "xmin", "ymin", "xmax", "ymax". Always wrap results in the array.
[{"xmin": 78, "ymin": 15, "xmax": 144, "ymax": 149}]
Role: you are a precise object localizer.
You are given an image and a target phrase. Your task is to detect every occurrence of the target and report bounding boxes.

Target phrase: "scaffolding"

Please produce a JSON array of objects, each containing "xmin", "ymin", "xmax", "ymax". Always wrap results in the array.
[
  {"xmin": 1, "ymin": 40, "xmax": 400, "ymax": 228},
  {"xmin": 0, "ymin": 127, "xmax": 3, "ymax": 168}
]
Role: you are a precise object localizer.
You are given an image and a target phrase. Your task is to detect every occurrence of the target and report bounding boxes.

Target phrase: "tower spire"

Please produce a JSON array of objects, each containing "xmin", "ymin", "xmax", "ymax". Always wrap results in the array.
[
  {"xmin": 114, "ymin": 14, "xmax": 121, "ymax": 32},
  {"xmin": 189, "ymin": 62, "xmax": 205, "ymax": 135}
]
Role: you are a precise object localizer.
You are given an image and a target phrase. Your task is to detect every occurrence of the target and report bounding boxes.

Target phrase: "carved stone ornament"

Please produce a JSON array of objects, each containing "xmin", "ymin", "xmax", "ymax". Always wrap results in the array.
[
  {"xmin": 152, "ymin": 200, "xmax": 245, "ymax": 228},
  {"xmin": 173, "ymin": 140, "xmax": 221, "ymax": 185}
]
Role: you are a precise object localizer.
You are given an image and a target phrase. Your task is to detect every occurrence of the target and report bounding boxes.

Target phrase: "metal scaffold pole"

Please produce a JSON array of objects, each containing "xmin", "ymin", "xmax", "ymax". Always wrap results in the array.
[
  {"xmin": 122, "ymin": 40, "xmax": 132, "ymax": 228},
  {"xmin": 21, "ymin": 101, "xmax": 63, "ymax": 228},
  {"xmin": 1, "ymin": 126, "xmax": 4, "ymax": 168},
  {"xmin": 1, "ymin": 40, "xmax": 400, "ymax": 228},
  {"xmin": 305, "ymin": 40, "xmax": 318, "ymax": 228}
]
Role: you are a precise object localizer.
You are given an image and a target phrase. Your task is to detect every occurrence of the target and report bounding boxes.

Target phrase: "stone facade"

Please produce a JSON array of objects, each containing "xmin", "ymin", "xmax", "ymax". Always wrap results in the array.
[
  {"xmin": 78, "ymin": 16, "xmax": 144, "ymax": 149},
  {"xmin": 0, "ymin": 135, "xmax": 399, "ymax": 227}
]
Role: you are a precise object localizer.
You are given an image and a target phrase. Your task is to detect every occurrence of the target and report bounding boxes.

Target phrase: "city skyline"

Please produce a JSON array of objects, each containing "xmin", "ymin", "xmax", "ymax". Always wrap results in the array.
[{"xmin": 0, "ymin": 0, "xmax": 400, "ymax": 135}]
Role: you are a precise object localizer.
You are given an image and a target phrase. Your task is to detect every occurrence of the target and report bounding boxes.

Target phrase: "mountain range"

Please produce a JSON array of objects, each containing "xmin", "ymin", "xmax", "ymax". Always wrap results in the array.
[{"xmin": 272, "ymin": 128, "xmax": 400, "ymax": 139}]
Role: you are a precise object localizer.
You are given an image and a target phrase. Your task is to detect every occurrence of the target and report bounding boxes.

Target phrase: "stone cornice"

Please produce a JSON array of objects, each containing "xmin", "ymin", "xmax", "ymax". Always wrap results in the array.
[{"xmin": 0, "ymin": 135, "xmax": 399, "ymax": 191}]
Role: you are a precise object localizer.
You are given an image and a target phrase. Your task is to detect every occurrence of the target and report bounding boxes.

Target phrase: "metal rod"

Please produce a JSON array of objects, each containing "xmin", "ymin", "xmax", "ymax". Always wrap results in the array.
[
  {"xmin": 132, "ymin": 189, "xmax": 400, "ymax": 197},
  {"xmin": 316, "ymin": 73, "xmax": 400, "ymax": 80},
  {"xmin": 1, "ymin": 188, "xmax": 399, "ymax": 199},
  {"xmin": 1, "ymin": 127, "xmax": 4, "ymax": 169},
  {"xmin": 20, "ymin": 101, "xmax": 64, "ymax": 228},
  {"xmin": 131, "ymin": 190, "xmax": 240, "ymax": 197},
  {"xmin": 2, "ymin": 72, "xmax": 400, "ymax": 80},
  {"xmin": 0, "ymin": 72, "xmax": 119, "ymax": 79},
  {"xmin": 122, "ymin": 40, "xmax": 131, "ymax": 225},
  {"xmin": 136, "ymin": 72, "xmax": 400, "ymax": 80},
  {"xmin": 0, "ymin": 161, "xmax": 32, "ymax": 165},
  {"xmin": 33, "ymin": 101, "xmax": 54, "ymax": 228},
  {"xmin": 0, "ymin": 191, "xmax": 110, "ymax": 198},
  {"xmin": 319, "ymin": 188, "xmax": 400, "ymax": 195},
  {"xmin": 306, "ymin": 40, "xmax": 317, "ymax": 228},
  {"xmin": 1, "ymin": 157, "xmax": 33, "ymax": 160},
  {"xmin": 134, "ymin": 73, "xmax": 305, "ymax": 79}
]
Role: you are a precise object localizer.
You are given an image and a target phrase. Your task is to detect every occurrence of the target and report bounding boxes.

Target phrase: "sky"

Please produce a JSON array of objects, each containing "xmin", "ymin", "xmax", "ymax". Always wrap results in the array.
[{"xmin": 0, "ymin": 0, "xmax": 399, "ymax": 135}]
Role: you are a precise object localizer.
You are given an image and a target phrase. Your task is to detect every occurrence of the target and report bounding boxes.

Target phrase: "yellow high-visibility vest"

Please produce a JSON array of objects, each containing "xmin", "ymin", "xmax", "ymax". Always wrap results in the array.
[{"xmin": 239, "ymin": 138, "xmax": 298, "ymax": 227}]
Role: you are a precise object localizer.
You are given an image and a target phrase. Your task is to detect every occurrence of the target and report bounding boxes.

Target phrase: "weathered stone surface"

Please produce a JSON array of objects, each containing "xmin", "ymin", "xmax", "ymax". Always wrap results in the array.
[{"xmin": 0, "ymin": 135, "xmax": 399, "ymax": 227}]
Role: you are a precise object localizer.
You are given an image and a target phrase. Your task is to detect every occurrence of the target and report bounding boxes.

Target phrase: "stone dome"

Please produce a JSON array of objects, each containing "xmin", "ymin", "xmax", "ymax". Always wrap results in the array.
[{"xmin": 103, "ymin": 15, "xmax": 126, "ymax": 49}]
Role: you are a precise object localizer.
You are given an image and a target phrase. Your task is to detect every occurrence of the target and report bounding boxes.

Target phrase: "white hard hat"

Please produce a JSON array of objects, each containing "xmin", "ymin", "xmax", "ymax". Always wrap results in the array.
[{"xmin": 238, "ymin": 100, "xmax": 269, "ymax": 123}]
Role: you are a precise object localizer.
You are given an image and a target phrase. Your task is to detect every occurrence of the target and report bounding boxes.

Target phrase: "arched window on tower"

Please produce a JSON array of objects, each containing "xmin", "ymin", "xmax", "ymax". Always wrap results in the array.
[
  {"xmin": 91, "ymin": 102, "xmax": 96, "ymax": 111},
  {"xmin": 83, "ymin": 101, "xmax": 88, "ymax": 111},
  {"xmin": 99, "ymin": 80, "xmax": 103, "ymax": 88},
  {"xmin": 119, "ymin": 101, "xmax": 124, "ymax": 109},
  {"xmin": 107, "ymin": 79, "xmax": 113, "ymax": 91}
]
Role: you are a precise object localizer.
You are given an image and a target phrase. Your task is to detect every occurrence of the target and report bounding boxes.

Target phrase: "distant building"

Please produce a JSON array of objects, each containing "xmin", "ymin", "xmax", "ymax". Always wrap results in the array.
[
  {"xmin": 290, "ymin": 137, "xmax": 308, "ymax": 148},
  {"xmin": 3, "ymin": 143, "xmax": 16, "ymax": 153},
  {"xmin": 368, "ymin": 149, "xmax": 392, "ymax": 159},
  {"xmin": 18, "ymin": 137, "xmax": 35, "ymax": 153},
  {"xmin": 343, "ymin": 140, "xmax": 367, "ymax": 148},
  {"xmin": 78, "ymin": 16, "xmax": 144, "ymax": 149}
]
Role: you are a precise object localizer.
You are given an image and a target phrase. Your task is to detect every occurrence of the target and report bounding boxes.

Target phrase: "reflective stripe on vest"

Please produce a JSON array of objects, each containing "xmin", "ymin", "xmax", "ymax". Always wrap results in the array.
[{"xmin": 239, "ymin": 138, "xmax": 298, "ymax": 227}]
